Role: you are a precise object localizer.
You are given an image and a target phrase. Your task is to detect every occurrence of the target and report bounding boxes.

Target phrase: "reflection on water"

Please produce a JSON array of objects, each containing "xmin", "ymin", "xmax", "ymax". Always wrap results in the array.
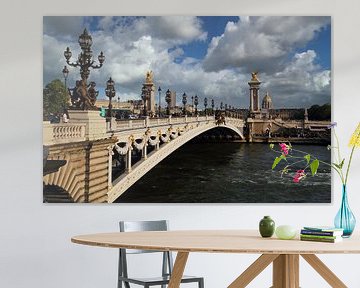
[{"xmin": 116, "ymin": 143, "xmax": 331, "ymax": 203}]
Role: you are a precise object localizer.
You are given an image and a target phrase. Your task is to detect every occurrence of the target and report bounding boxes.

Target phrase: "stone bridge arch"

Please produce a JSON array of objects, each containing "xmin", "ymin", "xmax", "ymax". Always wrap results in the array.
[{"xmin": 108, "ymin": 121, "xmax": 244, "ymax": 202}]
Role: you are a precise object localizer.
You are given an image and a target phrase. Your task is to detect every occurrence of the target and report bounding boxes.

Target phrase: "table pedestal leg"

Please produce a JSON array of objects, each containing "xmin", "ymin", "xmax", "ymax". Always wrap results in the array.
[
  {"xmin": 228, "ymin": 254, "xmax": 279, "ymax": 288},
  {"xmin": 301, "ymin": 254, "xmax": 347, "ymax": 288},
  {"xmin": 272, "ymin": 254, "xmax": 299, "ymax": 288},
  {"xmin": 168, "ymin": 252, "xmax": 189, "ymax": 288}
]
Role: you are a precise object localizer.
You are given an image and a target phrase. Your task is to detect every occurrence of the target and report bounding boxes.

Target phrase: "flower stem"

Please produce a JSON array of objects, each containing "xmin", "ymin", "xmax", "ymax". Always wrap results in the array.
[
  {"xmin": 344, "ymin": 129, "xmax": 360, "ymax": 185},
  {"xmin": 284, "ymin": 147, "xmax": 344, "ymax": 182}
]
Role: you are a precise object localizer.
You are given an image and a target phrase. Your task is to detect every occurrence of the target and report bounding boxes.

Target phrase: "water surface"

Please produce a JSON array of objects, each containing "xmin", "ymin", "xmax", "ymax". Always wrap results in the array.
[{"xmin": 116, "ymin": 143, "xmax": 331, "ymax": 203}]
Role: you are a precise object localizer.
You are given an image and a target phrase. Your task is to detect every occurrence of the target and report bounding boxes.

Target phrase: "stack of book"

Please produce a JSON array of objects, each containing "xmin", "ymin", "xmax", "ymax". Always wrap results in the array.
[{"xmin": 300, "ymin": 226, "xmax": 344, "ymax": 243}]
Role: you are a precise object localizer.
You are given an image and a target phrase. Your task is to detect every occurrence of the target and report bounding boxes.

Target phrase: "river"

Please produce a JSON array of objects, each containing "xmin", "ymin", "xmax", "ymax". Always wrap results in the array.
[{"xmin": 116, "ymin": 143, "xmax": 331, "ymax": 203}]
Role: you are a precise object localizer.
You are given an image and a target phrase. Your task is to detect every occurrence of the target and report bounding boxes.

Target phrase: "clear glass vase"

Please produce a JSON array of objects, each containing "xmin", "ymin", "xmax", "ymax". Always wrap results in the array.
[{"xmin": 334, "ymin": 185, "xmax": 356, "ymax": 237}]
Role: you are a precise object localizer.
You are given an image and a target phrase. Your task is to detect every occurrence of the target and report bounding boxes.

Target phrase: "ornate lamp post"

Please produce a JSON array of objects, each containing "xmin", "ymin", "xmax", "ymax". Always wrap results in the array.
[
  {"xmin": 194, "ymin": 95, "xmax": 199, "ymax": 116},
  {"xmin": 204, "ymin": 97, "xmax": 208, "ymax": 115},
  {"xmin": 105, "ymin": 77, "xmax": 115, "ymax": 118},
  {"xmin": 64, "ymin": 29, "xmax": 105, "ymax": 110},
  {"xmin": 62, "ymin": 65, "xmax": 69, "ymax": 108},
  {"xmin": 182, "ymin": 92, "xmax": 187, "ymax": 115},
  {"xmin": 158, "ymin": 86, "xmax": 162, "ymax": 117},
  {"xmin": 62, "ymin": 65, "xmax": 69, "ymax": 91},
  {"xmin": 141, "ymin": 86, "xmax": 150, "ymax": 116},
  {"xmin": 220, "ymin": 102, "xmax": 224, "ymax": 111},
  {"xmin": 191, "ymin": 96, "xmax": 194, "ymax": 115},
  {"xmin": 211, "ymin": 99, "xmax": 215, "ymax": 115},
  {"xmin": 165, "ymin": 89, "xmax": 171, "ymax": 116}
]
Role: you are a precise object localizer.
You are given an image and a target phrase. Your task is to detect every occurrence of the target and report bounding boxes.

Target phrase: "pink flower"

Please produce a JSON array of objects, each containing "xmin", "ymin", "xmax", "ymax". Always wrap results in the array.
[
  {"xmin": 293, "ymin": 169, "xmax": 306, "ymax": 183},
  {"xmin": 279, "ymin": 143, "xmax": 289, "ymax": 156}
]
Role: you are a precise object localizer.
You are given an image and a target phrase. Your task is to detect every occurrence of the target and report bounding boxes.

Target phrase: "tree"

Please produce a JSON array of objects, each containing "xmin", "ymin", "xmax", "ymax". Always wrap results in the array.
[
  {"xmin": 308, "ymin": 103, "xmax": 331, "ymax": 120},
  {"xmin": 43, "ymin": 79, "xmax": 69, "ymax": 121}
]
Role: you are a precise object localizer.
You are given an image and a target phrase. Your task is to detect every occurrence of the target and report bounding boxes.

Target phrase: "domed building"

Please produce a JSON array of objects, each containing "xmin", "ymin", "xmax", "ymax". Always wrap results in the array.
[{"xmin": 262, "ymin": 91, "xmax": 273, "ymax": 109}]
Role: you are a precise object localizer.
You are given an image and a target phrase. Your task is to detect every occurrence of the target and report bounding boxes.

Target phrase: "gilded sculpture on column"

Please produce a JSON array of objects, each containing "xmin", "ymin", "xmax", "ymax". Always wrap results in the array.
[{"xmin": 145, "ymin": 70, "xmax": 154, "ymax": 84}]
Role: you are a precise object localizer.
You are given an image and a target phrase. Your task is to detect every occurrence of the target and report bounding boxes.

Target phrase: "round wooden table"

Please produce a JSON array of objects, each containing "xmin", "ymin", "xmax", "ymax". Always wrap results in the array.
[{"xmin": 72, "ymin": 230, "xmax": 360, "ymax": 288}]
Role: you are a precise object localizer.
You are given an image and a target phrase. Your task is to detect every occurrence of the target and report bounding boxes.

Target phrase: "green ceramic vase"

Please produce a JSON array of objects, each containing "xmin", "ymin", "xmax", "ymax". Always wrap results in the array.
[{"xmin": 259, "ymin": 216, "xmax": 275, "ymax": 237}]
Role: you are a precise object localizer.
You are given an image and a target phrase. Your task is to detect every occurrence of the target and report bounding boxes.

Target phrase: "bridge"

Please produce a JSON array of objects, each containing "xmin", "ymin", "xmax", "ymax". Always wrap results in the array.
[{"xmin": 43, "ymin": 111, "xmax": 245, "ymax": 203}]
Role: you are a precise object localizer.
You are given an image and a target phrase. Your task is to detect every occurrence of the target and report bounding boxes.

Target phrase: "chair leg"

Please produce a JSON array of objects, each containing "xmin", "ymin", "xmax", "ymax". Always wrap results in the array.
[{"xmin": 199, "ymin": 278, "xmax": 204, "ymax": 288}]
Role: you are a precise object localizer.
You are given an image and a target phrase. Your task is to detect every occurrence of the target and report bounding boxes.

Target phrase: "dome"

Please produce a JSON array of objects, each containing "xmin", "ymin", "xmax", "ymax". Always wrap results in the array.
[{"xmin": 262, "ymin": 92, "xmax": 273, "ymax": 109}]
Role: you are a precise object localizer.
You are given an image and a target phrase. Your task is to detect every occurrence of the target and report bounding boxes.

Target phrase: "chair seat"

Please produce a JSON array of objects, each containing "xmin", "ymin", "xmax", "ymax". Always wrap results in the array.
[{"xmin": 119, "ymin": 274, "xmax": 203, "ymax": 286}]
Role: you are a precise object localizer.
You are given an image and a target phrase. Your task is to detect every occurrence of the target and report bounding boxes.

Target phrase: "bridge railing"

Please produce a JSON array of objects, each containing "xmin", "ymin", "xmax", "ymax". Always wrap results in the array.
[
  {"xmin": 43, "ymin": 122, "xmax": 86, "ymax": 145},
  {"xmin": 113, "ymin": 115, "xmax": 215, "ymax": 131},
  {"xmin": 113, "ymin": 119, "xmax": 146, "ymax": 130}
]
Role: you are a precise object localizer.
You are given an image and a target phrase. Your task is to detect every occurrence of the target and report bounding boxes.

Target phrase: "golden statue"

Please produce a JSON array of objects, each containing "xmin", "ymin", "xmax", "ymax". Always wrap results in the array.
[
  {"xmin": 251, "ymin": 72, "xmax": 259, "ymax": 81},
  {"xmin": 145, "ymin": 70, "xmax": 154, "ymax": 84}
]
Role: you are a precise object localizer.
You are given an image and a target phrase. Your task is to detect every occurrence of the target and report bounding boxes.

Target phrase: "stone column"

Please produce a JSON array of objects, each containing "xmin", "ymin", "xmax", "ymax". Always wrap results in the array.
[
  {"xmin": 248, "ymin": 72, "xmax": 261, "ymax": 116},
  {"xmin": 142, "ymin": 143, "xmax": 148, "ymax": 160},
  {"xmin": 156, "ymin": 139, "xmax": 160, "ymax": 151},
  {"xmin": 68, "ymin": 110, "xmax": 107, "ymax": 140},
  {"xmin": 108, "ymin": 145, "xmax": 114, "ymax": 190},
  {"xmin": 125, "ymin": 146, "xmax": 133, "ymax": 173}
]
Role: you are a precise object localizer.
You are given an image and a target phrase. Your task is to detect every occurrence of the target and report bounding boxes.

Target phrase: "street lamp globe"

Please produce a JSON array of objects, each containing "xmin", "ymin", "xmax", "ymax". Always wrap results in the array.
[
  {"xmin": 62, "ymin": 66, "xmax": 69, "ymax": 79},
  {"xmin": 182, "ymin": 92, "xmax": 187, "ymax": 115},
  {"xmin": 194, "ymin": 95, "xmax": 199, "ymax": 115},
  {"xmin": 158, "ymin": 86, "xmax": 162, "ymax": 116}
]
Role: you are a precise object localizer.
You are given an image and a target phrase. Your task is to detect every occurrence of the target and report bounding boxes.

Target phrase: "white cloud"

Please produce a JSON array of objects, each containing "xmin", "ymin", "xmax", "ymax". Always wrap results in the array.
[
  {"xmin": 137, "ymin": 16, "xmax": 207, "ymax": 42},
  {"xmin": 43, "ymin": 16, "xmax": 330, "ymax": 110},
  {"xmin": 203, "ymin": 16, "xmax": 330, "ymax": 73},
  {"xmin": 260, "ymin": 50, "xmax": 331, "ymax": 107}
]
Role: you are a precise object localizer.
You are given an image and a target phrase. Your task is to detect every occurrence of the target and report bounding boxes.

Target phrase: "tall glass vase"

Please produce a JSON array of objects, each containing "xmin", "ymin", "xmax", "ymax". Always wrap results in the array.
[{"xmin": 334, "ymin": 185, "xmax": 356, "ymax": 237}]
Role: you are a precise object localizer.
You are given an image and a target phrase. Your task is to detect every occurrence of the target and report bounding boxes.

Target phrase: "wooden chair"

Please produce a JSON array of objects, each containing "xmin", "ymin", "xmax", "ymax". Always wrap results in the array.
[{"xmin": 118, "ymin": 220, "xmax": 204, "ymax": 288}]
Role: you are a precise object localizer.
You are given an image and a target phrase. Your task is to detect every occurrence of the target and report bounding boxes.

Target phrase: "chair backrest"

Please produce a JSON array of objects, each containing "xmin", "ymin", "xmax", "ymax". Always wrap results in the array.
[
  {"xmin": 118, "ymin": 220, "xmax": 174, "ymax": 282},
  {"xmin": 119, "ymin": 220, "xmax": 168, "ymax": 254}
]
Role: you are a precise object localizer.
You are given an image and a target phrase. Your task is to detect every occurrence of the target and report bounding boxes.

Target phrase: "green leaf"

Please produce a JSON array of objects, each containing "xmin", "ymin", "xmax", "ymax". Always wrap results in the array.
[
  {"xmin": 310, "ymin": 159, "xmax": 319, "ymax": 176},
  {"xmin": 339, "ymin": 159, "xmax": 345, "ymax": 169},
  {"xmin": 272, "ymin": 154, "xmax": 285, "ymax": 169},
  {"xmin": 269, "ymin": 143, "xmax": 274, "ymax": 149},
  {"xmin": 272, "ymin": 157, "xmax": 281, "ymax": 169},
  {"xmin": 304, "ymin": 154, "xmax": 311, "ymax": 164},
  {"xmin": 333, "ymin": 159, "xmax": 345, "ymax": 169}
]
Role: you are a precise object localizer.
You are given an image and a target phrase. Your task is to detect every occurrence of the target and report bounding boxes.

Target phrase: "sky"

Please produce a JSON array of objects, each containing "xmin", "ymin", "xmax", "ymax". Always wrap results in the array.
[{"xmin": 43, "ymin": 16, "xmax": 331, "ymax": 109}]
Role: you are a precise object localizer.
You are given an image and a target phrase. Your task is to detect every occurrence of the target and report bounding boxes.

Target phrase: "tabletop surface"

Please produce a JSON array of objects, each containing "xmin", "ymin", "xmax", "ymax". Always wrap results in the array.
[{"xmin": 71, "ymin": 230, "xmax": 360, "ymax": 254}]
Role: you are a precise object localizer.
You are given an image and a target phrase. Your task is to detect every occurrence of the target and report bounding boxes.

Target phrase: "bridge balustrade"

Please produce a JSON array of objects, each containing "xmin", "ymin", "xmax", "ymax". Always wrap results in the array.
[
  {"xmin": 113, "ymin": 116, "xmax": 215, "ymax": 132},
  {"xmin": 43, "ymin": 122, "xmax": 86, "ymax": 145}
]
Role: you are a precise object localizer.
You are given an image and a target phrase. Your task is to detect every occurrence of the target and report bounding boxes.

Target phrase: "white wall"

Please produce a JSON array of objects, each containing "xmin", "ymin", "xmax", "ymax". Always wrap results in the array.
[{"xmin": 1, "ymin": 1, "xmax": 360, "ymax": 287}]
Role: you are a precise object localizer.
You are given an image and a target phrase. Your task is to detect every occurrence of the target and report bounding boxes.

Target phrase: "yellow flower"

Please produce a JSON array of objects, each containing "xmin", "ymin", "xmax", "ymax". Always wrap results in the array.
[{"xmin": 349, "ymin": 122, "xmax": 360, "ymax": 147}]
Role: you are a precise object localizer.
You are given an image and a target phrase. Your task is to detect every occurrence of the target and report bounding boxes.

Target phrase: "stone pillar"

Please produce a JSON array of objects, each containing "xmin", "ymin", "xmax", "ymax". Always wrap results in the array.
[
  {"xmin": 248, "ymin": 72, "xmax": 261, "ymax": 118},
  {"xmin": 142, "ymin": 143, "xmax": 148, "ymax": 160},
  {"xmin": 125, "ymin": 146, "xmax": 133, "ymax": 173},
  {"xmin": 68, "ymin": 110, "xmax": 107, "ymax": 140},
  {"xmin": 247, "ymin": 118, "xmax": 254, "ymax": 142},
  {"xmin": 156, "ymin": 140, "xmax": 160, "ymax": 151},
  {"xmin": 108, "ymin": 145, "xmax": 114, "ymax": 190},
  {"xmin": 143, "ymin": 71, "xmax": 155, "ymax": 114}
]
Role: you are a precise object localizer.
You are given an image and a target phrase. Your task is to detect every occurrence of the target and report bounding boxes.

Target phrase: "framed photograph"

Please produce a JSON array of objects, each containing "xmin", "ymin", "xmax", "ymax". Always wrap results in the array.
[{"xmin": 43, "ymin": 16, "xmax": 331, "ymax": 203}]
